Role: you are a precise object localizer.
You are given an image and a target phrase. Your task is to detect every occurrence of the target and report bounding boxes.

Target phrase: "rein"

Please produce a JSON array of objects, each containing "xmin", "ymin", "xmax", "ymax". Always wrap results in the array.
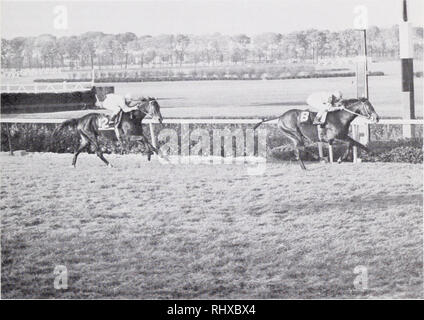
[
  {"xmin": 134, "ymin": 100, "xmax": 152, "ymax": 117},
  {"xmin": 341, "ymin": 101, "xmax": 370, "ymax": 120}
]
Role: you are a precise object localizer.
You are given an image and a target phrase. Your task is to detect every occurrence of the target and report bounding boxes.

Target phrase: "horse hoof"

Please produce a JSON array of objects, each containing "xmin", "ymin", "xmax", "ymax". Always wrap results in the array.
[{"xmin": 337, "ymin": 158, "xmax": 342, "ymax": 164}]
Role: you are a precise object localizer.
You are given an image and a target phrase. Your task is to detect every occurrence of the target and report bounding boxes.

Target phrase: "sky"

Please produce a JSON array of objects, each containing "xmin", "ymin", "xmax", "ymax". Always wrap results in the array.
[{"xmin": 1, "ymin": 0, "xmax": 423, "ymax": 39}]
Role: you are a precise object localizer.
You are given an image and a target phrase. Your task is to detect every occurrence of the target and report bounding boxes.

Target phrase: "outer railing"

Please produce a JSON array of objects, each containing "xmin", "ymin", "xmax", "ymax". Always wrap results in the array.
[{"xmin": 0, "ymin": 81, "xmax": 94, "ymax": 94}]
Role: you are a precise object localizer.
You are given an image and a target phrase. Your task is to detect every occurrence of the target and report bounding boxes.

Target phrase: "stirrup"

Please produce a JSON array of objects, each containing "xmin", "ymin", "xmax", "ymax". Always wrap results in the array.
[{"xmin": 107, "ymin": 121, "xmax": 116, "ymax": 129}]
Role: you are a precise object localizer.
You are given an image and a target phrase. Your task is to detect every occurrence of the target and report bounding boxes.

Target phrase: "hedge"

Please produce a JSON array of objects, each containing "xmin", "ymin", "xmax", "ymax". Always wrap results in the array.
[
  {"xmin": 1, "ymin": 122, "xmax": 422, "ymax": 163},
  {"xmin": 1, "ymin": 86, "xmax": 114, "ymax": 114}
]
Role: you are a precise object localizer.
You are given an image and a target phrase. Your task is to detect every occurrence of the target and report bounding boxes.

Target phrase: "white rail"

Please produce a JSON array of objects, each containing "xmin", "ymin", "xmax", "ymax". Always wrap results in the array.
[
  {"xmin": 0, "ymin": 117, "xmax": 422, "ymax": 125},
  {"xmin": 1, "ymin": 81, "xmax": 94, "ymax": 94},
  {"xmin": 0, "ymin": 118, "xmax": 268, "ymax": 124}
]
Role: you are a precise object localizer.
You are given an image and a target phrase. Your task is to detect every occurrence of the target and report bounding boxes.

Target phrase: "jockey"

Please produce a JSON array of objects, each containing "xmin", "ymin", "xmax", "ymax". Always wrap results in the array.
[
  {"xmin": 101, "ymin": 93, "xmax": 139, "ymax": 127},
  {"xmin": 306, "ymin": 91, "xmax": 344, "ymax": 126}
]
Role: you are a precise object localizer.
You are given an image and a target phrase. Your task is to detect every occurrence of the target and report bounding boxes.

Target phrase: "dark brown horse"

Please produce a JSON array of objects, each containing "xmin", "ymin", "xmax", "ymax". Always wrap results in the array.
[
  {"xmin": 113, "ymin": 97, "xmax": 163, "ymax": 161},
  {"xmin": 53, "ymin": 113, "xmax": 111, "ymax": 167},
  {"xmin": 254, "ymin": 98, "xmax": 380, "ymax": 170},
  {"xmin": 54, "ymin": 97, "xmax": 163, "ymax": 167}
]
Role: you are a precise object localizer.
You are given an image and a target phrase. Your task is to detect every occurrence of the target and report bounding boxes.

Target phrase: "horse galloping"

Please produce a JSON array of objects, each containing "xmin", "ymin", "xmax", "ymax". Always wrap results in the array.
[
  {"xmin": 113, "ymin": 97, "xmax": 163, "ymax": 161},
  {"xmin": 254, "ymin": 98, "xmax": 380, "ymax": 170},
  {"xmin": 53, "ymin": 113, "xmax": 111, "ymax": 167}
]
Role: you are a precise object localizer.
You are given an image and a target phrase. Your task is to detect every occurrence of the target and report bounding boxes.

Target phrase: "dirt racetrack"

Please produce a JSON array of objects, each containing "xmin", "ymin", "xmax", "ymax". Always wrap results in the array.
[{"xmin": 1, "ymin": 153, "xmax": 422, "ymax": 299}]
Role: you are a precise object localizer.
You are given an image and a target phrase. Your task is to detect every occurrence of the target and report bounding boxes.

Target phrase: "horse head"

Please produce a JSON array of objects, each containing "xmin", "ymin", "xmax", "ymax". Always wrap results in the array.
[
  {"xmin": 138, "ymin": 97, "xmax": 163, "ymax": 124},
  {"xmin": 343, "ymin": 98, "xmax": 380, "ymax": 123}
]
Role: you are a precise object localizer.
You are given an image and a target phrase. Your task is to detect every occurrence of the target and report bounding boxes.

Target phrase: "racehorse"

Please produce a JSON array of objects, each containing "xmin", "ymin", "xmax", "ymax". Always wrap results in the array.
[
  {"xmin": 112, "ymin": 97, "xmax": 163, "ymax": 161},
  {"xmin": 254, "ymin": 98, "xmax": 380, "ymax": 170},
  {"xmin": 53, "ymin": 97, "xmax": 163, "ymax": 167},
  {"xmin": 53, "ymin": 113, "xmax": 111, "ymax": 167}
]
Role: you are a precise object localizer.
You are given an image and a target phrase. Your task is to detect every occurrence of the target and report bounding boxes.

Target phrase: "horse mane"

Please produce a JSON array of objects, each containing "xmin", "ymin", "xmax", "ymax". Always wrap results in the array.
[
  {"xmin": 140, "ymin": 96, "xmax": 156, "ymax": 102},
  {"xmin": 341, "ymin": 97, "xmax": 367, "ymax": 107}
]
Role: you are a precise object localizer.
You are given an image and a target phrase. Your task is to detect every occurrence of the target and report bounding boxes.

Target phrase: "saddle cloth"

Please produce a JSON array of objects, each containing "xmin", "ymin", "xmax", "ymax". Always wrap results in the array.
[{"xmin": 298, "ymin": 111, "xmax": 315, "ymax": 124}]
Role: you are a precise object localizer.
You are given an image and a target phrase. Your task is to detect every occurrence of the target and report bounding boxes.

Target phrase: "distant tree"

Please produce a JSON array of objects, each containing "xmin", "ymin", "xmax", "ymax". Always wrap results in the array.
[
  {"xmin": 21, "ymin": 37, "xmax": 35, "ymax": 68},
  {"xmin": 116, "ymin": 32, "xmax": 137, "ymax": 69},
  {"xmin": 253, "ymin": 33, "xmax": 282, "ymax": 63},
  {"xmin": 8, "ymin": 37, "xmax": 27, "ymax": 69},
  {"xmin": 79, "ymin": 32, "xmax": 105, "ymax": 68},
  {"xmin": 97, "ymin": 34, "xmax": 122, "ymax": 67},
  {"xmin": 62, "ymin": 36, "xmax": 82, "ymax": 69},
  {"xmin": 1, "ymin": 39, "xmax": 11, "ymax": 68},
  {"xmin": 414, "ymin": 27, "xmax": 423, "ymax": 59},
  {"xmin": 231, "ymin": 34, "xmax": 250, "ymax": 63},
  {"xmin": 1, "ymin": 25, "xmax": 422, "ymax": 70},
  {"xmin": 175, "ymin": 34, "xmax": 190, "ymax": 66},
  {"xmin": 306, "ymin": 30, "xmax": 328, "ymax": 62},
  {"xmin": 34, "ymin": 35, "xmax": 58, "ymax": 68},
  {"xmin": 154, "ymin": 34, "xmax": 175, "ymax": 65}
]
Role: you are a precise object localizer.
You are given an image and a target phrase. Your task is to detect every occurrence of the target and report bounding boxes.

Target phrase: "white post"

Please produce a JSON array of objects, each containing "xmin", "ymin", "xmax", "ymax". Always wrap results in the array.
[
  {"xmin": 318, "ymin": 142, "xmax": 324, "ymax": 160},
  {"xmin": 91, "ymin": 69, "xmax": 95, "ymax": 86},
  {"xmin": 149, "ymin": 123, "xmax": 157, "ymax": 149},
  {"xmin": 400, "ymin": 0, "xmax": 415, "ymax": 139},
  {"xmin": 352, "ymin": 124, "xmax": 359, "ymax": 163},
  {"xmin": 328, "ymin": 144, "xmax": 334, "ymax": 163}
]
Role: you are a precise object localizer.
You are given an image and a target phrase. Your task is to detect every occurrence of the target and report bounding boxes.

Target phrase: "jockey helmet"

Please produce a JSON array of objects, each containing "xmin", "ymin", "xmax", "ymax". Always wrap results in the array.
[
  {"xmin": 124, "ymin": 93, "xmax": 132, "ymax": 101},
  {"xmin": 332, "ymin": 91, "xmax": 343, "ymax": 101}
]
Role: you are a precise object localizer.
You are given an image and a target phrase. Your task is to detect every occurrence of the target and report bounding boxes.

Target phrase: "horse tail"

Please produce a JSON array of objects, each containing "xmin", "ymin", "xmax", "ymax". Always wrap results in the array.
[
  {"xmin": 53, "ymin": 118, "xmax": 79, "ymax": 136},
  {"xmin": 253, "ymin": 116, "xmax": 280, "ymax": 130}
]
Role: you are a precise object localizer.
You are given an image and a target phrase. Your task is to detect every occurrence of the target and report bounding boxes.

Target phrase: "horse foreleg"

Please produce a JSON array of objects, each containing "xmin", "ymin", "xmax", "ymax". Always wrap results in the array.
[
  {"xmin": 114, "ymin": 127, "xmax": 126, "ymax": 154},
  {"xmin": 304, "ymin": 148, "xmax": 321, "ymax": 161},
  {"xmin": 140, "ymin": 134, "xmax": 158, "ymax": 155},
  {"xmin": 345, "ymin": 136, "xmax": 370, "ymax": 153},
  {"xmin": 338, "ymin": 141, "xmax": 353, "ymax": 163},
  {"xmin": 92, "ymin": 139, "xmax": 111, "ymax": 166}
]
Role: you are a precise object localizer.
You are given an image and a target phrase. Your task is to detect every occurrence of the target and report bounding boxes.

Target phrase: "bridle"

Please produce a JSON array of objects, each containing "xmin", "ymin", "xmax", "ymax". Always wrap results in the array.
[
  {"xmin": 341, "ymin": 100, "xmax": 372, "ymax": 120},
  {"xmin": 135, "ymin": 99, "xmax": 156, "ymax": 117}
]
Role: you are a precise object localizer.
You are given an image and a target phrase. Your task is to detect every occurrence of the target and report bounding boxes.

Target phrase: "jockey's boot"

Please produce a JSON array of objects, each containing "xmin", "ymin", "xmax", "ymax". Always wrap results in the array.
[
  {"xmin": 108, "ymin": 114, "xmax": 117, "ymax": 128},
  {"xmin": 312, "ymin": 116, "xmax": 323, "ymax": 126},
  {"xmin": 313, "ymin": 112, "xmax": 326, "ymax": 128}
]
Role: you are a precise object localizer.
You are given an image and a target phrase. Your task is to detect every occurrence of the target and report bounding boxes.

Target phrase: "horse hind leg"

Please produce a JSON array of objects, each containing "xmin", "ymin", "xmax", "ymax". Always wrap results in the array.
[
  {"xmin": 72, "ymin": 134, "xmax": 89, "ymax": 167},
  {"xmin": 279, "ymin": 126, "xmax": 307, "ymax": 170},
  {"xmin": 81, "ymin": 129, "xmax": 111, "ymax": 167},
  {"xmin": 294, "ymin": 125, "xmax": 325, "ymax": 162},
  {"xmin": 294, "ymin": 146, "xmax": 307, "ymax": 170}
]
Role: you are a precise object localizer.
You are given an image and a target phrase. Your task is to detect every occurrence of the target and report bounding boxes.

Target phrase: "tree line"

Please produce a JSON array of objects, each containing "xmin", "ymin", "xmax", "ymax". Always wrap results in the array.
[{"xmin": 2, "ymin": 26, "xmax": 423, "ymax": 70}]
